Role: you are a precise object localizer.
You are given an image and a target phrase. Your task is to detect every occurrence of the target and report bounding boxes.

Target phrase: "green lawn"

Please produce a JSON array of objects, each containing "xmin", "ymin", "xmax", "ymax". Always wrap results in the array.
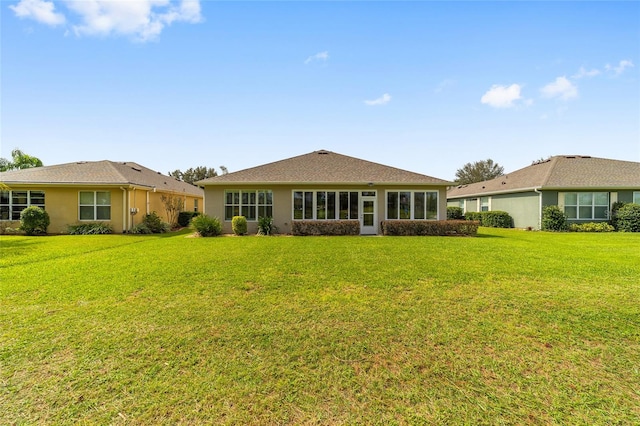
[{"xmin": 1, "ymin": 229, "xmax": 639, "ymax": 424}]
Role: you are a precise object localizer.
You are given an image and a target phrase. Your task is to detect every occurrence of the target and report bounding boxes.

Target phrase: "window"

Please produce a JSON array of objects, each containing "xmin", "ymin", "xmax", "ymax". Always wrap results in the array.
[
  {"xmin": 480, "ymin": 197, "xmax": 489, "ymax": 212},
  {"xmin": 1, "ymin": 190, "xmax": 45, "ymax": 221},
  {"xmin": 386, "ymin": 191, "xmax": 438, "ymax": 220},
  {"xmin": 293, "ymin": 190, "xmax": 361, "ymax": 220},
  {"xmin": 634, "ymin": 192, "xmax": 640, "ymax": 204},
  {"xmin": 79, "ymin": 191, "xmax": 111, "ymax": 221},
  {"xmin": 564, "ymin": 192, "xmax": 608, "ymax": 220},
  {"xmin": 194, "ymin": 199, "xmax": 199, "ymax": 212},
  {"xmin": 225, "ymin": 190, "xmax": 272, "ymax": 221}
]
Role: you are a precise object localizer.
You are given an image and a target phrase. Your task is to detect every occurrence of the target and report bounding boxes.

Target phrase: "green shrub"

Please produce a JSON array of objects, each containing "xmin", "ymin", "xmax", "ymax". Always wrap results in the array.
[
  {"xmin": 232, "ymin": 216, "xmax": 248, "ymax": 235},
  {"xmin": 292, "ymin": 220, "xmax": 360, "ymax": 236},
  {"xmin": 178, "ymin": 211, "xmax": 200, "ymax": 227},
  {"xmin": 141, "ymin": 212, "xmax": 170, "ymax": 233},
  {"xmin": 130, "ymin": 223, "xmax": 153, "ymax": 234},
  {"xmin": 569, "ymin": 222, "xmax": 615, "ymax": 232},
  {"xmin": 609, "ymin": 201, "xmax": 626, "ymax": 230},
  {"xmin": 67, "ymin": 223, "xmax": 113, "ymax": 235},
  {"xmin": 447, "ymin": 206, "xmax": 464, "ymax": 220},
  {"xmin": 482, "ymin": 211, "xmax": 513, "ymax": 228},
  {"xmin": 616, "ymin": 203, "xmax": 640, "ymax": 232},
  {"xmin": 465, "ymin": 212, "xmax": 483, "ymax": 222},
  {"xmin": 381, "ymin": 220, "xmax": 478, "ymax": 236},
  {"xmin": 257, "ymin": 216, "xmax": 276, "ymax": 236},
  {"xmin": 19, "ymin": 206, "xmax": 50, "ymax": 236},
  {"xmin": 542, "ymin": 205, "xmax": 568, "ymax": 231},
  {"xmin": 191, "ymin": 215, "xmax": 222, "ymax": 237}
]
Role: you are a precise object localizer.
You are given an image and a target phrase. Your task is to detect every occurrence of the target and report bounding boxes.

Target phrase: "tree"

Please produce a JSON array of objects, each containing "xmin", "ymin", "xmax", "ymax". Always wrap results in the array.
[
  {"xmin": 454, "ymin": 159, "xmax": 504, "ymax": 185},
  {"xmin": 161, "ymin": 194, "xmax": 184, "ymax": 228},
  {"xmin": 0, "ymin": 149, "xmax": 44, "ymax": 172},
  {"xmin": 168, "ymin": 166, "xmax": 219, "ymax": 185}
]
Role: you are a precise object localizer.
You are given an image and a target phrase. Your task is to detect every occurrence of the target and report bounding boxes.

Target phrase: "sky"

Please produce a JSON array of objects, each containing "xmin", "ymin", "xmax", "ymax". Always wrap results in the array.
[{"xmin": 2, "ymin": 0, "xmax": 639, "ymax": 181}]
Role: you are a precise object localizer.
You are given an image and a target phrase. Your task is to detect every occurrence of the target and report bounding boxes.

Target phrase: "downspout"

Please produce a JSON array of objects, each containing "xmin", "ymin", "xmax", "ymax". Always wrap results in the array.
[
  {"xmin": 120, "ymin": 187, "xmax": 128, "ymax": 233},
  {"xmin": 534, "ymin": 187, "xmax": 542, "ymax": 230}
]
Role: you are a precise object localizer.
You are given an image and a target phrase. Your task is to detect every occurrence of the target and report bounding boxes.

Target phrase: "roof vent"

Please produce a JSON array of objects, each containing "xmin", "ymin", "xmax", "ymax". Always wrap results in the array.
[
  {"xmin": 131, "ymin": 167, "xmax": 142, "ymax": 172},
  {"xmin": 317, "ymin": 150, "xmax": 330, "ymax": 155}
]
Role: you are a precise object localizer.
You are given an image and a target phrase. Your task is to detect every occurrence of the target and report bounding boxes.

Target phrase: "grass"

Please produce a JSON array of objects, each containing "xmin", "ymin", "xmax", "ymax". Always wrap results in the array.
[{"xmin": 1, "ymin": 228, "xmax": 639, "ymax": 424}]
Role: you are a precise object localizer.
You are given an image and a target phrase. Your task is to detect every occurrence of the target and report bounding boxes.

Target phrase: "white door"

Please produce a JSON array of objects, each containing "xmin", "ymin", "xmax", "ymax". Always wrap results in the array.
[{"xmin": 360, "ymin": 196, "xmax": 377, "ymax": 235}]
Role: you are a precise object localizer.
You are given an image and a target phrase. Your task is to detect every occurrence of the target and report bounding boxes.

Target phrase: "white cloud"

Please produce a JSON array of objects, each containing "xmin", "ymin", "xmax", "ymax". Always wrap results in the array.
[
  {"xmin": 9, "ymin": 0, "xmax": 202, "ymax": 41},
  {"xmin": 540, "ymin": 76, "xmax": 578, "ymax": 100},
  {"xmin": 304, "ymin": 51, "xmax": 329, "ymax": 65},
  {"xmin": 364, "ymin": 93, "xmax": 391, "ymax": 106},
  {"xmin": 480, "ymin": 84, "xmax": 522, "ymax": 108},
  {"xmin": 572, "ymin": 66, "xmax": 601, "ymax": 79},
  {"xmin": 605, "ymin": 60, "xmax": 634, "ymax": 76},
  {"xmin": 9, "ymin": 0, "xmax": 66, "ymax": 26}
]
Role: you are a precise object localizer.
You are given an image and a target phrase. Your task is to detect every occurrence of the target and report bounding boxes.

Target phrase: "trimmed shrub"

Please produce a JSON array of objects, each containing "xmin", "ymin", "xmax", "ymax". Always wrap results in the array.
[
  {"xmin": 482, "ymin": 211, "xmax": 513, "ymax": 228},
  {"xmin": 257, "ymin": 216, "xmax": 276, "ymax": 236},
  {"xmin": 447, "ymin": 206, "xmax": 464, "ymax": 220},
  {"xmin": 465, "ymin": 212, "xmax": 483, "ymax": 222},
  {"xmin": 609, "ymin": 201, "xmax": 626, "ymax": 230},
  {"xmin": 20, "ymin": 206, "xmax": 50, "ymax": 236},
  {"xmin": 178, "ymin": 211, "xmax": 200, "ymax": 227},
  {"xmin": 232, "ymin": 216, "xmax": 248, "ymax": 235},
  {"xmin": 141, "ymin": 212, "xmax": 170, "ymax": 233},
  {"xmin": 292, "ymin": 220, "xmax": 360, "ymax": 236},
  {"xmin": 569, "ymin": 222, "xmax": 615, "ymax": 232},
  {"xmin": 67, "ymin": 223, "xmax": 113, "ymax": 235},
  {"xmin": 616, "ymin": 203, "xmax": 640, "ymax": 232},
  {"xmin": 191, "ymin": 214, "xmax": 222, "ymax": 237},
  {"xmin": 130, "ymin": 223, "xmax": 153, "ymax": 234},
  {"xmin": 381, "ymin": 220, "xmax": 479, "ymax": 236},
  {"xmin": 541, "ymin": 205, "xmax": 568, "ymax": 231}
]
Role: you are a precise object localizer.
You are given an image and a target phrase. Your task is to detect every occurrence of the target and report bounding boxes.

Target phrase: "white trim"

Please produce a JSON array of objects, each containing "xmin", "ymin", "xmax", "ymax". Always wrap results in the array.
[{"xmin": 384, "ymin": 189, "xmax": 439, "ymax": 221}]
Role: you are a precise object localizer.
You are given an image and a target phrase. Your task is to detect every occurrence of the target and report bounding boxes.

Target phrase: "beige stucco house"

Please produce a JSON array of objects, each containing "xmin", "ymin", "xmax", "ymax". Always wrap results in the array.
[
  {"xmin": 197, "ymin": 150, "xmax": 452, "ymax": 235},
  {"xmin": 0, "ymin": 161, "xmax": 203, "ymax": 233},
  {"xmin": 447, "ymin": 155, "xmax": 640, "ymax": 229}
]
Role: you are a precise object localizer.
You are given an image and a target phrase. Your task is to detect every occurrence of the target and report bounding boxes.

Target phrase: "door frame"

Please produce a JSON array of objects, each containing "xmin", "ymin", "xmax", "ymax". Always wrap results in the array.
[{"xmin": 360, "ymin": 195, "xmax": 378, "ymax": 235}]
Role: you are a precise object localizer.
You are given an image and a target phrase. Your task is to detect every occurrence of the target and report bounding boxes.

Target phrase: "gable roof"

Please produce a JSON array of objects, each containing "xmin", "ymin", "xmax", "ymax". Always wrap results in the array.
[
  {"xmin": 0, "ymin": 160, "xmax": 203, "ymax": 197},
  {"xmin": 448, "ymin": 155, "xmax": 640, "ymax": 198},
  {"xmin": 197, "ymin": 150, "xmax": 452, "ymax": 186}
]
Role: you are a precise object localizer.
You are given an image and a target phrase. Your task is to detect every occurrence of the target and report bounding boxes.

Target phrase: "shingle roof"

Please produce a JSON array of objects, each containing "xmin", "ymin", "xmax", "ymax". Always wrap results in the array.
[
  {"xmin": 0, "ymin": 160, "xmax": 203, "ymax": 196},
  {"xmin": 197, "ymin": 150, "xmax": 451, "ymax": 186},
  {"xmin": 447, "ymin": 155, "xmax": 640, "ymax": 198}
]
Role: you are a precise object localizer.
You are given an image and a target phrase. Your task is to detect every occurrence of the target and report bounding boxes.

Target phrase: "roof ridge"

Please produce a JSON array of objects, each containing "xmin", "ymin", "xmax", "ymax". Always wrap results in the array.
[{"xmin": 539, "ymin": 156, "xmax": 560, "ymax": 187}]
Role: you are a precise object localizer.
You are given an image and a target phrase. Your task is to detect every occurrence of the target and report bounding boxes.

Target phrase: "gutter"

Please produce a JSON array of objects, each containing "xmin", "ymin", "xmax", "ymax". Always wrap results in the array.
[
  {"xmin": 120, "ymin": 187, "xmax": 128, "ymax": 233},
  {"xmin": 534, "ymin": 187, "xmax": 542, "ymax": 229}
]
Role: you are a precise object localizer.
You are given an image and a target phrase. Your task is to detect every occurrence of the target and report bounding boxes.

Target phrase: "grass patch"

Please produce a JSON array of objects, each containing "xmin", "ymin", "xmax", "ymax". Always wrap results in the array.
[{"xmin": 1, "ymin": 229, "xmax": 639, "ymax": 424}]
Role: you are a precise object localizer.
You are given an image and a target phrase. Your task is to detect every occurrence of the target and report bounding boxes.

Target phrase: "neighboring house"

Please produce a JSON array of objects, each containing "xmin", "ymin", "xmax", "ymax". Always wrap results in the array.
[
  {"xmin": 447, "ymin": 155, "xmax": 640, "ymax": 229},
  {"xmin": 196, "ymin": 149, "xmax": 452, "ymax": 235},
  {"xmin": 0, "ymin": 161, "xmax": 203, "ymax": 233}
]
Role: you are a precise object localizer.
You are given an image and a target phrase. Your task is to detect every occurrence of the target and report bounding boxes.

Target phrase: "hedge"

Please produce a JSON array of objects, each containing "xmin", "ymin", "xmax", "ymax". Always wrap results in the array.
[
  {"xmin": 381, "ymin": 220, "xmax": 479, "ymax": 236},
  {"xmin": 178, "ymin": 211, "xmax": 200, "ymax": 227},
  {"xmin": 291, "ymin": 220, "xmax": 360, "ymax": 236},
  {"xmin": 464, "ymin": 211, "xmax": 513, "ymax": 228}
]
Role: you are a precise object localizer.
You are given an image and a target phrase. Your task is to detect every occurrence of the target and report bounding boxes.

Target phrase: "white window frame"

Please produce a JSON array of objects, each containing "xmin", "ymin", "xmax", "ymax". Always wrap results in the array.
[
  {"xmin": 385, "ymin": 190, "xmax": 439, "ymax": 220},
  {"xmin": 79, "ymin": 191, "xmax": 111, "ymax": 221},
  {"xmin": 563, "ymin": 192, "xmax": 609, "ymax": 220},
  {"xmin": 194, "ymin": 199, "xmax": 199, "ymax": 212},
  {"xmin": 292, "ymin": 190, "xmax": 366, "ymax": 221},
  {"xmin": 0, "ymin": 190, "xmax": 46, "ymax": 221},
  {"xmin": 224, "ymin": 190, "xmax": 272, "ymax": 221}
]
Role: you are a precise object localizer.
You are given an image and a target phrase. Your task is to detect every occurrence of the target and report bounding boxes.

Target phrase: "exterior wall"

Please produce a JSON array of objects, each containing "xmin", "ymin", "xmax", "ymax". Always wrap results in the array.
[
  {"xmin": 1, "ymin": 185, "xmax": 126, "ymax": 234},
  {"xmin": 203, "ymin": 184, "xmax": 449, "ymax": 235},
  {"xmin": 490, "ymin": 192, "xmax": 541, "ymax": 229}
]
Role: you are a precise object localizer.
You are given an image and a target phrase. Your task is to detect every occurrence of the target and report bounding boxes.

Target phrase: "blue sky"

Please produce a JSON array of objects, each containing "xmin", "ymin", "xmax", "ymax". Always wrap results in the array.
[{"xmin": 2, "ymin": 1, "xmax": 639, "ymax": 181}]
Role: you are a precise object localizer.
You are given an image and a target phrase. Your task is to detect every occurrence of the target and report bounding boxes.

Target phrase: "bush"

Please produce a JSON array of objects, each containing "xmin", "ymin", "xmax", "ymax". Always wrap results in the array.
[
  {"xmin": 257, "ymin": 216, "xmax": 276, "ymax": 236},
  {"xmin": 67, "ymin": 223, "xmax": 113, "ymax": 235},
  {"xmin": 191, "ymin": 214, "xmax": 222, "ymax": 237},
  {"xmin": 381, "ymin": 220, "xmax": 479, "ymax": 236},
  {"xmin": 292, "ymin": 220, "xmax": 360, "ymax": 236},
  {"xmin": 569, "ymin": 222, "xmax": 615, "ymax": 232},
  {"xmin": 542, "ymin": 205, "xmax": 568, "ymax": 231},
  {"xmin": 462, "ymin": 211, "xmax": 512, "ymax": 228},
  {"xmin": 482, "ymin": 211, "xmax": 513, "ymax": 228},
  {"xmin": 447, "ymin": 206, "xmax": 464, "ymax": 220},
  {"xmin": 609, "ymin": 201, "xmax": 626, "ymax": 230},
  {"xmin": 465, "ymin": 212, "xmax": 483, "ymax": 222},
  {"xmin": 129, "ymin": 223, "xmax": 153, "ymax": 234},
  {"xmin": 232, "ymin": 216, "xmax": 248, "ymax": 235},
  {"xmin": 20, "ymin": 206, "xmax": 50, "ymax": 235},
  {"xmin": 616, "ymin": 203, "xmax": 640, "ymax": 232},
  {"xmin": 141, "ymin": 212, "xmax": 170, "ymax": 233},
  {"xmin": 178, "ymin": 211, "xmax": 200, "ymax": 227}
]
